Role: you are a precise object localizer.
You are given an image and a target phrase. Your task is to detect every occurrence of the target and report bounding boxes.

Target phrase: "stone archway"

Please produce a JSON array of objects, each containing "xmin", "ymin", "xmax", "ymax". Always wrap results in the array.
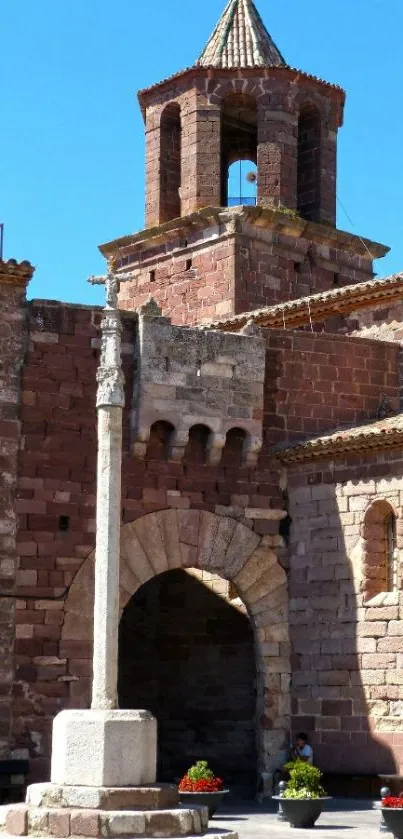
[{"xmin": 62, "ymin": 510, "xmax": 289, "ymax": 776}]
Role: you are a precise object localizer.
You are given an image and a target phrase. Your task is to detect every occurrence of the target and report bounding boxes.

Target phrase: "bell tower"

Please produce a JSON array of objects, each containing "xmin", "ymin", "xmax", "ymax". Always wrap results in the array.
[
  {"xmin": 101, "ymin": 0, "xmax": 388, "ymax": 325},
  {"xmin": 142, "ymin": 0, "xmax": 342, "ymax": 228}
]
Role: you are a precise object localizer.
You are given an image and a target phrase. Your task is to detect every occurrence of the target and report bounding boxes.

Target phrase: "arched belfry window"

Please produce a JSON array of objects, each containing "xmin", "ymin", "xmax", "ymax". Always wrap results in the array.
[
  {"xmin": 221, "ymin": 94, "xmax": 257, "ymax": 207},
  {"xmin": 227, "ymin": 160, "xmax": 257, "ymax": 207},
  {"xmin": 297, "ymin": 104, "xmax": 321, "ymax": 222},
  {"xmin": 160, "ymin": 103, "xmax": 181, "ymax": 223},
  {"xmin": 362, "ymin": 500, "xmax": 398, "ymax": 602}
]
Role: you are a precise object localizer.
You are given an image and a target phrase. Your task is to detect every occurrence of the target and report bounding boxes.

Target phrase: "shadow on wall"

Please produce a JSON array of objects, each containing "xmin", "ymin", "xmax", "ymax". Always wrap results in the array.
[
  {"xmin": 288, "ymin": 463, "xmax": 398, "ymax": 776},
  {"xmin": 118, "ymin": 569, "xmax": 257, "ymax": 796}
]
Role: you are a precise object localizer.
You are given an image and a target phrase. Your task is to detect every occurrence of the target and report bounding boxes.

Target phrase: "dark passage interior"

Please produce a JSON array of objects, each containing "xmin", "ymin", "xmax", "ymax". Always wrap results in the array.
[{"xmin": 118, "ymin": 569, "xmax": 257, "ymax": 796}]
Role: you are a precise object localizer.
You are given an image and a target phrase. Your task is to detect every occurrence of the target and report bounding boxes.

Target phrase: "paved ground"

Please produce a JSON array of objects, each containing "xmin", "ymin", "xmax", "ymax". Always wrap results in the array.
[{"xmin": 211, "ymin": 799, "xmax": 383, "ymax": 839}]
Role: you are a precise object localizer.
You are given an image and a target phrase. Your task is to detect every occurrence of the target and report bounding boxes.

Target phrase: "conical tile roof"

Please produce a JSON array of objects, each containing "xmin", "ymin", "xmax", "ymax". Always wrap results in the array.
[{"xmin": 198, "ymin": 0, "xmax": 286, "ymax": 69}]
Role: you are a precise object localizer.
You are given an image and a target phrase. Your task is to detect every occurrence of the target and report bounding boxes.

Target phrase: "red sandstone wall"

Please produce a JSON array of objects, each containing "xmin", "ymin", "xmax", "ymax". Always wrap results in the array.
[
  {"xmin": 264, "ymin": 330, "xmax": 400, "ymax": 446},
  {"xmin": 118, "ymin": 226, "xmax": 375, "ymax": 327},
  {"xmin": 0, "ymin": 275, "xmax": 28, "ymax": 757},
  {"xmin": 119, "ymin": 237, "xmax": 236, "ymax": 325},
  {"xmin": 288, "ymin": 451, "xmax": 403, "ymax": 774},
  {"xmin": 12, "ymin": 300, "xmax": 284, "ymax": 779}
]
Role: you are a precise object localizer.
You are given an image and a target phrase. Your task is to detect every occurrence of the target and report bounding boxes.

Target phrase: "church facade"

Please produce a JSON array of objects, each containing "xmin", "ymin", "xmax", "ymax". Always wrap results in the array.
[{"xmin": 2, "ymin": 0, "xmax": 403, "ymax": 793}]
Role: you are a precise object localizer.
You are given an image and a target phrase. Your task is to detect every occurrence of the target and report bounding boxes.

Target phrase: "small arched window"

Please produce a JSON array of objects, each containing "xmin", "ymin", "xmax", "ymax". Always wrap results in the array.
[
  {"xmin": 184, "ymin": 424, "xmax": 211, "ymax": 464},
  {"xmin": 362, "ymin": 500, "xmax": 398, "ymax": 602},
  {"xmin": 159, "ymin": 103, "xmax": 181, "ymax": 223},
  {"xmin": 146, "ymin": 421, "xmax": 175, "ymax": 461},
  {"xmin": 386, "ymin": 511, "xmax": 397, "ymax": 592},
  {"xmin": 221, "ymin": 427, "xmax": 247, "ymax": 468}
]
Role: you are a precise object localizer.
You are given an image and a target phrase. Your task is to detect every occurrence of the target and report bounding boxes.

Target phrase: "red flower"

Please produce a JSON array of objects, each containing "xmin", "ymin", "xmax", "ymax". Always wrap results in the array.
[
  {"xmin": 179, "ymin": 775, "xmax": 224, "ymax": 793},
  {"xmin": 382, "ymin": 797, "xmax": 403, "ymax": 808}
]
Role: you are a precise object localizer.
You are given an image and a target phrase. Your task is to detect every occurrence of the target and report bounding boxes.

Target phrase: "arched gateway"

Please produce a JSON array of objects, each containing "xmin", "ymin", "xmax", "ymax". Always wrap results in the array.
[{"xmin": 63, "ymin": 510, "xmax": 289, "ymax": 782}]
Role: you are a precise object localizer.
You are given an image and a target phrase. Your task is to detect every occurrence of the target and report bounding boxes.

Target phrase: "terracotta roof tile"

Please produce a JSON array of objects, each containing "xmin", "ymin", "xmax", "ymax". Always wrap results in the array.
[
  {"xmin": 198, "ymin": 0, "xmax": 285, "ymax": 69},
  {"xmin": 273, "ymin": 413, "xmax": 403, "ymax": 464},
  {"xmin": 209, "ymin": 272, "xmax": 402, "ymax": 332}
]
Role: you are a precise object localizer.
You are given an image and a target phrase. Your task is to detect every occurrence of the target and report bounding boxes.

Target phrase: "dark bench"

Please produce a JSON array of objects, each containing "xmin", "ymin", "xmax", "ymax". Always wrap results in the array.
[
  {"xmin": 0, "ymin": 760, "xmax": 29, "ymax": 804},
  {"xmin": 322, "ymin": 772, "xmax": 383, "ymax": 799}
]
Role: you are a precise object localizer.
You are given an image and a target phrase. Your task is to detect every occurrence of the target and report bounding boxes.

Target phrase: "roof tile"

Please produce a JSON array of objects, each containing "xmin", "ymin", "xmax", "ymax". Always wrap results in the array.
[{"xmin": 198, "ymin": 0, "xmax": 285, "ymax": 69}]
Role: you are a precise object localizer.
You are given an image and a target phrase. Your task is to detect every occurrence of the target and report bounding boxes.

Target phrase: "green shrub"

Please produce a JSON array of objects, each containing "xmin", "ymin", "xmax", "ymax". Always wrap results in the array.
[
  {"xmin": 283, "ymin": 760, "xmax": 326, "ymax": 800},
  {"xmin": 187, "ymin": 761, "xmax": 214, "ymax": 782}
]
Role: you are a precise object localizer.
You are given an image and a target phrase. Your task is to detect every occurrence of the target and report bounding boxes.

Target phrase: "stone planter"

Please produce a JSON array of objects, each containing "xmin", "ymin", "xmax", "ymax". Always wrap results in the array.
[
  {"xmin": 381, "ymin": 808, "xmax": 403, "ymax": 839},
  {"xmin": 273, "ymin": 796, "xmax": 329, "ymax": 828},
  {"xmin": 179, "ymin": 790, "xmax": 229, "ymax": 818}
]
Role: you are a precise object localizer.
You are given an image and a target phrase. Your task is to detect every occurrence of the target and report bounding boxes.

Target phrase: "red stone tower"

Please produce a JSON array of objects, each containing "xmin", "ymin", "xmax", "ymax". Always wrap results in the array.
[{"xmin": 101, "ymin": 0, "xmax": 388, "ymax": 324}]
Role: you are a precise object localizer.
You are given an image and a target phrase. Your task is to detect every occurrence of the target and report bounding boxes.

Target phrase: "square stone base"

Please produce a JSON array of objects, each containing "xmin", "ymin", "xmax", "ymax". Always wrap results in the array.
[{"xmin": 50, "ymin": 710, "xmax": 157, "ymax": 788}]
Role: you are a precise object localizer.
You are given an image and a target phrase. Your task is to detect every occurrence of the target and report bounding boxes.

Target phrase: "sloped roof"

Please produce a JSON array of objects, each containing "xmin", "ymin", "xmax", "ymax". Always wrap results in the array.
[
  {"xmin": 197, "ymin": 0, "xmax": 285, "ymax": 69},
  {"xmin": 273, "ymin": 413, "xmax": 403, "ymax": 464},
  {"xmin": 208, "ymin": 271, "xmax": 403, "ymax": 332}
]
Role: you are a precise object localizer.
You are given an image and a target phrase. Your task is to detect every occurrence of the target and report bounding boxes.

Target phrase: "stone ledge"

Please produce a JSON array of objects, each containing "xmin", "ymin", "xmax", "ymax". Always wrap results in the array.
[
  {"xmin": 5, "ymin": 805, "xmax": 209, "ymax": 838},
  {"xmin": 26, "ymin": 784, "xmax": 179, "ymax": 811},
  {"xmin": 1, "ymin": 833, "xmax": 237, "ymax": 839}
]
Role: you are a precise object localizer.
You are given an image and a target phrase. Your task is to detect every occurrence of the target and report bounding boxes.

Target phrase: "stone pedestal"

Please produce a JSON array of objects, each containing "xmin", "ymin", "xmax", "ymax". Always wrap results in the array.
[
  {"xmin": 50, "ymin": 710, "xmax": 157, "ymax": 788},
  {"xmin": 2, "ymin": 705, "xmax": 237, "ymax": 838}
]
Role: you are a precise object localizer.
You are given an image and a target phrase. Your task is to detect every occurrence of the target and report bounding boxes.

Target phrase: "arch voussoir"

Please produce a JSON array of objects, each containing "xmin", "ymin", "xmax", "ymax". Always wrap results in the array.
[
  {"xmin": 233, "ymin": 545, "xmax": 278, "ymax": 594},
  {"xmin": 223, "ymin": 522, "xmax": 260, "ymax": 578},
  {"xmin": 197, "ymin": 511, "xmax": 220, "ymax": 567},
  {"xmin": 157, "ymin": 509, "xmax": 180, "ymax": 568},
  {"xmin": 120, "ymin": 524, "xmax": 154, "ymax": 584},
  {"xmin": 204, "ymin": 516, "xmax": 238, "ymax": 573},
  {"xmin": 133, "ymin": 513, "xmax": 168, "ymax": 575}
]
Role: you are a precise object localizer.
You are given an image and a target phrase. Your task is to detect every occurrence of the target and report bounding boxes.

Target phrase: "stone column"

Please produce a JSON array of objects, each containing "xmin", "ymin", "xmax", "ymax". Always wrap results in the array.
[
  {"xmin": 91, "ymin": 277, "xmax": 125, "ymax": 710},
  {"xmin": 50, "ymin": 274, "xmax": 157, "ymax": 789}
]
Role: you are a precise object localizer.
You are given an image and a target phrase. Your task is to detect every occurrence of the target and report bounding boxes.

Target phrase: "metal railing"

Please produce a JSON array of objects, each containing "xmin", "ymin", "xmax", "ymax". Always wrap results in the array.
[{"xmin": 227, "ymin": 197, "xmax": 256, "ymax": 207}]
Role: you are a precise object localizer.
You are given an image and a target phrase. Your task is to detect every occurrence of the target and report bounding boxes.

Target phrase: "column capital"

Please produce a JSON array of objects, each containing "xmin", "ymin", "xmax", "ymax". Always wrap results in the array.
[{"xmin": 96, "ymin": 292, "xmax": 125, "ymax": 409}]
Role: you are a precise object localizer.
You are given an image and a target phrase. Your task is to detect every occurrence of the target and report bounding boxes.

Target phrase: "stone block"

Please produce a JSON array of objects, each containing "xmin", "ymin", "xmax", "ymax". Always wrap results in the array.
[
  {"xmin": 50, "ymin": 710, "xmax": 157, "ymax": 788},
  {"xmin": 26, "ymin": 783, "xmax": 179, "ymax": 811},
  {"xmin": 145, "ymin": 809, "xmax": 196, "ymax": 836},
  {"xmin": 48, "ymin": 810, "xmax": 71, "ymax": 838},
  {"xmin": 70, "ymin": 810, "xmax": 100, "ymax": 837},
  {"xmin": 5, "ymin": 805, "xmax": 28, "ymax": 836},
  {"xmin": 99, "ymin": 811, "xmax": 146, "ymax": 836}
]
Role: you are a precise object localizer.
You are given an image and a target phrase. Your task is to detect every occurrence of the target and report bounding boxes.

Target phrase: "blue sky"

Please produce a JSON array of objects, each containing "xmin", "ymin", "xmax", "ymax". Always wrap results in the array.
[{"xmin": 1, "ymin": 0, "xmax": 402, "ymax": 306}]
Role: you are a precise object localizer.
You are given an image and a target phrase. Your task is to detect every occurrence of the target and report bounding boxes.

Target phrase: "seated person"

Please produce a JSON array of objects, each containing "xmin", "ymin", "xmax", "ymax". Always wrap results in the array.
[
  {"xmin": 290, "ymin": 732, "xmax": 313, "ymax": 765},
  {"xmin": 273, "ymin": 732, "xmax": 314, "ymax": 793}
]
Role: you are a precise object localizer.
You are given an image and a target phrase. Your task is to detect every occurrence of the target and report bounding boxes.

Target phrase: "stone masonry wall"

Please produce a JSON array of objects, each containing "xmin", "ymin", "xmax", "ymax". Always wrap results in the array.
[
  {"xmin": 263, "ymin": 330, "xmax": 400, "ymax": 446},
  {"xmin": 11, "ymin": 299, "xmax": 286, "ymax": 781},
  {"xmin": 0, "ymin": 266, "xmax": 30, "ymax": 759},
  {"xmin": 9, "ymin": 294, "xmax": 403, "ymax": 780},
  {"xmin": 288, "ymin": 450, "xmax": 403, "ymax": 774},
  {"xmin": 133, "ymin": 310, "xmax": 265, "ymax": 465},
  {"xmin": 118, "ymin": 229, "xmax": 236, "ymax": 324},
  {"xmin": 117, "ymin": 216, "xmax": 375, "ymax": 326}
]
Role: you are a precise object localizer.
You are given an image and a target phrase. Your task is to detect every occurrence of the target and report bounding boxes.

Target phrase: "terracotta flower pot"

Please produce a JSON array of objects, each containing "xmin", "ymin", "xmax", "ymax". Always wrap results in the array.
[{"xmin": 179, "ymin": 789, "xmax": 229, "ymax": 818}]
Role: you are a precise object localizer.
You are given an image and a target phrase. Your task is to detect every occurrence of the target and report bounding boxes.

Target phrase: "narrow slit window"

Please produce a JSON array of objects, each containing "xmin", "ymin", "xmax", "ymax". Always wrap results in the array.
[{"xmin": 387, "ymin": 512, "xmax": 397, "ymax": 592}]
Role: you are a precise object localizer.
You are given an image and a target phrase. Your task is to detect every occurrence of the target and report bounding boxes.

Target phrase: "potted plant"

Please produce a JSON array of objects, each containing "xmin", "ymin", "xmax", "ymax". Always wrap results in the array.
[
  {"xmin": 381, "ymin": 793, "xmax": 403, "ymax": 838},
  {"xmin": 273, "ymin": 760, "xmax": 329, "ymax": 828},
  {"xmin": 178, "ymin": 760, "xmax": 229, "ymax": 818}
]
